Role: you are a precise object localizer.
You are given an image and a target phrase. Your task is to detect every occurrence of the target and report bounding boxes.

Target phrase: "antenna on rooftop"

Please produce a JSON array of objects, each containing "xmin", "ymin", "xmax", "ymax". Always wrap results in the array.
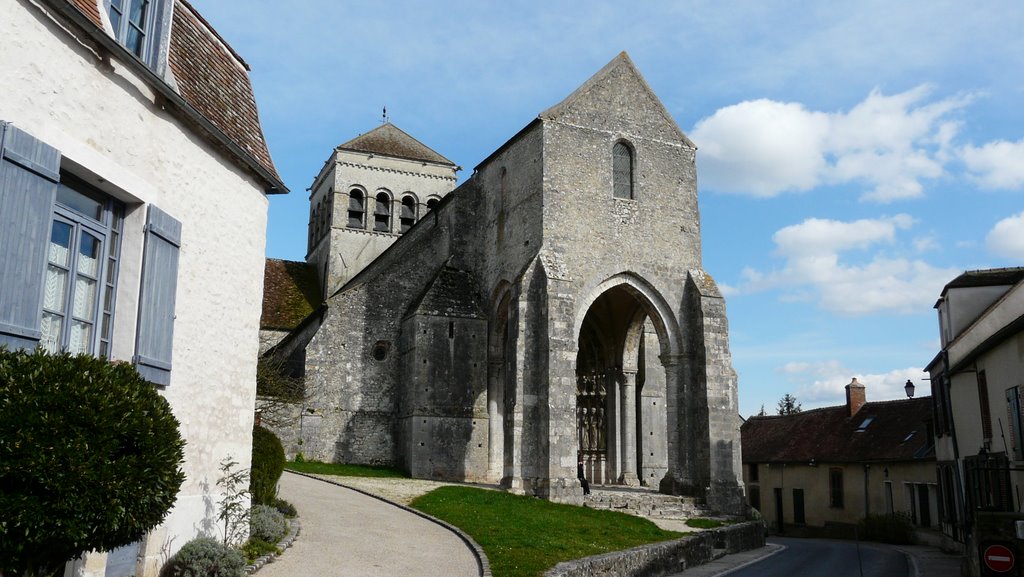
[{"xmin": 382, "ymin": 106, "xmax": 388, "ymax": 124}]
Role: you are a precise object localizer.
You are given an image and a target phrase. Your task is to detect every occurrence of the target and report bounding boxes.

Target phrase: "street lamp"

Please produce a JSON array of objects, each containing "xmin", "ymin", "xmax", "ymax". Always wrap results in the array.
[{"xmin": 905, "ymin": 379, "xmax": 915, "ymax": 398}]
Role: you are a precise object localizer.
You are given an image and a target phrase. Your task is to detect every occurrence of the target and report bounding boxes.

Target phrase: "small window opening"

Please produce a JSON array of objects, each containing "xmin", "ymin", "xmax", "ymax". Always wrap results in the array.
[
  {"xmin": 374, "ymin": 192, "xmax": 391, "ymax": 232},
  {"xmin": 448, "ymin": 321, "xmax": 454, "ymax": 339},
  {"xmin": 612, "ymin": 142, "xmax": 634, "ymax": 199},
  {"xmin": 400, "ymin": 195, "xmax": 416, "ymax": 233},
  {"xmin": 348, "ymin": 189, "xmax": 365, "ymax": 229},
  {"xmin": 856, "ymin": 416, "xmax": 875, "ymax": 432}
]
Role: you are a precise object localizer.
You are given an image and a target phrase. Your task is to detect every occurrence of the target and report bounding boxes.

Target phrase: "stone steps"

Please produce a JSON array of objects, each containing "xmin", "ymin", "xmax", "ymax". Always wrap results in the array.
[{"xmin": 583, "ymin": 488, "xmax": 709, "ymax": 520}]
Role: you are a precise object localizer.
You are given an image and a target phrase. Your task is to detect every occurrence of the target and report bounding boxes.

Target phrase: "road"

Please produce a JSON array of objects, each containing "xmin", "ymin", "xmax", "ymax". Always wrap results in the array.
[{"xmin": 727, "ymin": 537, "xmax": 909, "ymax": 577}]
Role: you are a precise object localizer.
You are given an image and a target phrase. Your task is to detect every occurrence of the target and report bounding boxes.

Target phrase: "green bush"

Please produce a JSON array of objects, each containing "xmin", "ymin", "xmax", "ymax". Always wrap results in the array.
[
  {"xmin": 249, "ymin": 504, "xmax": 287, "ymax": 543},
  {"xmin": 273, "ymin": 498, "xmax": 297, "ymax": 518},
  {"xmin": 160, "ymin": 537, "xmax": 245, "ymax": 577},
  {"xmin": 859, "ymin": 512, "xmax": 914, "ymax": 544},
  {"xmin": 240, "ymin": 538, "xmax": 279, "ymax": 563},
  {"xmin": 250, "ymin": 425, "xmax": 285, "ymax": 506},
  {"xmin": 0, "ymin": 348, "xmax": 185, "ymax": 577}
]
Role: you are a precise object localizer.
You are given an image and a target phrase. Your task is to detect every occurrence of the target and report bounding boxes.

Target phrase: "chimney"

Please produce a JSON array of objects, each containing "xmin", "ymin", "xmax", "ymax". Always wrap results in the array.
[{"xmin": 846, "ymin": 378, "xmax": 866, "ymax": 416}]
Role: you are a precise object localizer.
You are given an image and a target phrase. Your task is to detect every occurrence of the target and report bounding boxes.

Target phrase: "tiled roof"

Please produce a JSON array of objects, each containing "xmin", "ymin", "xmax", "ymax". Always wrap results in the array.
[
  {"xmin": 60, "ymin": 0, "xmax": 283, "ymax": 191},
  {"xmin": 68, "ymin": 0, "xmax": 102, "ymax": 27},
  {"xmin": 339, "ymin": 123, "xmax": 455, "ymax": 167},
  {"xmin": 261, "ymin": 259, "xmax": 321, "ymax": 331},
  {"xmin": 168, "ymin": 1, "xmax": 282, "ymax": 185},
  {"xmin": 741, "ymin": 397, "xmax": 934, "ymax": 464}
]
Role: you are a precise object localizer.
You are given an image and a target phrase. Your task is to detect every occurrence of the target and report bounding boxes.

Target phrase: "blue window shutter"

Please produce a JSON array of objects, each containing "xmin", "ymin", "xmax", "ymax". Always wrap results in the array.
[
  {"xmin": 0, "ymin": 122, "xmax": 60, "ymax": 350},
  {"xmin": 134, "ymin": 205, "xmax": 181, "ymax": 385}
]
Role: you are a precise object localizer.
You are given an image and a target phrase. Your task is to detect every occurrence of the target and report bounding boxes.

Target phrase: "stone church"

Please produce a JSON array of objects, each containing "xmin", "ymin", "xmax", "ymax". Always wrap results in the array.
[{"xmin": 261, "ymin": 53, "xmax": 745, "ymax": 512}]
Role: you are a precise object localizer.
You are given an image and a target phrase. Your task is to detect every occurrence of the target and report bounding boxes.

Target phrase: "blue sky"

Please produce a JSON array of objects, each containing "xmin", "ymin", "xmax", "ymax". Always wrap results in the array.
[{"xmin": 190, "ymin": 0, "xmax": 1024, "ymax": 416}]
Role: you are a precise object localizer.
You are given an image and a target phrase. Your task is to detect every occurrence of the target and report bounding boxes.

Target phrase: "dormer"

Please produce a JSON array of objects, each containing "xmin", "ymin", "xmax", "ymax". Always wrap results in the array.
[
  {"xmin": 935, "ymin": 268, "xmax": 1024, "ymax": 347},
  {"xmin": 103, "ymin": 0, "xmax": 174, "ymax": 74}
]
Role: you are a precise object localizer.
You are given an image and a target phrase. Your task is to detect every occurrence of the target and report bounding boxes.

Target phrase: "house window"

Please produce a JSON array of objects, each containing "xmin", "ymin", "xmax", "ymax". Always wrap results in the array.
[
  {"xmin": 612, "ymin": 141, "xmax": 634, "ymax": 199},
  {"xmin": 106, "ymin": 0, "xmax": 167, "ymax": 67},
  {"xmin": 793, "ymin": 489, "xmax": 805, "ymax": 524},
  {"xmin": 748, "ymin": 463, "xmax": 759, "ymax": 482},
  {"xmin": 347, "ymin": 189, "xmax": 365, "ymax": 229},
  {"xmin": 41, "ymin": 173, "xmax": 123, "ymax": 357},
  {"xmin": 829, "ymin": 468, "xmax": 844, "ymax": 508},
  {"xmin": 399, "ymin": 195, "xmax": 417, "ymax": 233},
  {"xmin": 374, "ymin": 192, "xmax": 391, "ymax": 232},
  {"xmin": 749, "ymin": 486, "xmax": 761, "ymax": 511}
]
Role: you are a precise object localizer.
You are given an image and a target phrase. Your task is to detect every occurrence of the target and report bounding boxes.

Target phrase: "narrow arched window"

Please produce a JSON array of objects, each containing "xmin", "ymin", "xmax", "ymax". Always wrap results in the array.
[
  {"xmin": 426, "ymin": 197, "xmax": 440, "ymax": 211},
  {"xmin": 314, "ymin": 201, "xmax": 322, "ymax": 241},
  {"xmin": 374, "ymin": 192, "xmax": 391, "ymax": 232},
  {"xmin": 347, "ymin": 189, "xmax": 365, "ymax": 229},
  {"xmin": 400, "ymin": 195, "xmax": 417, "ymax": 233},
  {"xmin": 613, "ymin": 142, "xmax": 634, "ymax": 199}
]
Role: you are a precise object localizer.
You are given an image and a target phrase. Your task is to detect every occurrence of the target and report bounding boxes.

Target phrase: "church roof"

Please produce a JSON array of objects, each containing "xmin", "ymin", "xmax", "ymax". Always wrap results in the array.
[
  {"xmin": 261, "ymin": 259, "xmax": 322, "ymax": 331},
  {"xmin": 742, "ymin": 397, "xmax": 935, "ymax": 465},
  {"xmin": 407, "ymin": 265, "xmax": 485, "ymax": 319},
  {"xmin": 338, "ymin": 123, "xmax": 455, "ymax": 167}
]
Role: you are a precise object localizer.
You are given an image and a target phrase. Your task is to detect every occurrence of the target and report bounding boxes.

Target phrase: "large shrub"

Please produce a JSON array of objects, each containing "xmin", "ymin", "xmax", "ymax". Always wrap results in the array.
[
  {"xmin": 250, "ymin": 425, "xmax": 285, "ymax": 505},
  {"xmin": 0, "ymin": 348, "xmax": 186, "ymax": 577},
  {"xmin": 160, "ymin": 537, "xmax": 245, "ymax": 577},
  {"xmin": 249, "ymin": 505, "xmax": 287, "ymax": 543}
]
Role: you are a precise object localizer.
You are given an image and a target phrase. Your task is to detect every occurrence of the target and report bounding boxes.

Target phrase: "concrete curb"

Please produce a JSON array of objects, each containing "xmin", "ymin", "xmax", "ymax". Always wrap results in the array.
[
  {"xmin": 284, "ymin": 470, "xmax": 492, "ymax": 577},
  {"xmin": 247, "ymin": 516, "xmax": 302, "ymax": 574}
]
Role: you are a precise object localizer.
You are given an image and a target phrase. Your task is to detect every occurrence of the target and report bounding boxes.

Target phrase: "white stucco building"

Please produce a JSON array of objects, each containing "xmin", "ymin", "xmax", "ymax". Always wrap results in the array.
[
  {"xmin": 927, "ymin": 268, "xmax": 1024, "ymax": 552},
  {"xmin": 0, "ymin": 1, "xmax": 285, "ymax": 575}
]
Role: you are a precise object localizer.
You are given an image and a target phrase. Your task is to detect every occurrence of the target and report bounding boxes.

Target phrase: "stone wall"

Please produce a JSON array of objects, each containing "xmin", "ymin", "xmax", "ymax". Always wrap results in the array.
[{"xmin": 544, "ymin": 522, "xmax": 766, "ymax": 577}]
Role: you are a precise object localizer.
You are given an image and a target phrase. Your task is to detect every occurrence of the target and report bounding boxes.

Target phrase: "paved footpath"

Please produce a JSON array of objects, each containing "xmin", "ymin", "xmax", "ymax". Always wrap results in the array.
[{"xmin": 257, "ymin": 472, "xmax": 481, "ymax": 577}]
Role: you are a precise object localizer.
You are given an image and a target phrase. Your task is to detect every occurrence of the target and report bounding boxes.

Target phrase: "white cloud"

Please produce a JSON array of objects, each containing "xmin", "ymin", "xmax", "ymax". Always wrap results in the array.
[
  {"xmin": 962, "ymin": 139, "xmax": 1024, "ymax": 190},
  {"xmin": 692, "ymin": 86, "xmax": 972, "ymax": 202},
  {"xmin": 738, "ymin": 215, "xmax": 959, "ymax": 315},
  {"xmin": 987, "ymin": 212, "xmax": 1024, "ymax": 259},
  {"xmin": 779, "ymin": 361, "xmax": 926, "ymax": 407}
]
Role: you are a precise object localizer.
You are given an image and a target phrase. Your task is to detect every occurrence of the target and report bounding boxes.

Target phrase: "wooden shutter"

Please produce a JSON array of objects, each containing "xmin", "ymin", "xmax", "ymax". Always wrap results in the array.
[
  {"xmin": 134, "ymin": 205, "xmax": 181, "ymax": 385},
  {"xmin": 0, "ymin": 122, "xmax": 60, "ymax": 350}
]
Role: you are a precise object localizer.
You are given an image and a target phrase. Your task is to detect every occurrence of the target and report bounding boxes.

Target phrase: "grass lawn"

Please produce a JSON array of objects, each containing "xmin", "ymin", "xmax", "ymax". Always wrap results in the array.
[
  {"xmin": 410, "ymin": 486, "xmax": 683, "ymax": 577},
  {"xmin": 284, "ymin": 461, "xmax": 407, "ymax": 478}
]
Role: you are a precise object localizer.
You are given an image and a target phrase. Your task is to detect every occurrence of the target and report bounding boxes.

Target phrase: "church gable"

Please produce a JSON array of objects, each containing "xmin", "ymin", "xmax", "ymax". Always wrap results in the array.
[{"xmin": 539, "ymin": 52, "xmax": 694, "ymax": 147}]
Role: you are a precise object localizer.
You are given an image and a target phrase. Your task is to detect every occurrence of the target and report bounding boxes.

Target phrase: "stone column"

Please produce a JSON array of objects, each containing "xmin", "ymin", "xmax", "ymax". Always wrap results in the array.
[
  {"xmin": 619, "ymin": 369, "xmax": 640, "ymax": 486},
  {"xmin": 487, "ymin": 359, "xmax": 504, "ymax": 481},
  {"xmin": 659, "ymin": 354, "xmax": 688, "ymax": 494}
]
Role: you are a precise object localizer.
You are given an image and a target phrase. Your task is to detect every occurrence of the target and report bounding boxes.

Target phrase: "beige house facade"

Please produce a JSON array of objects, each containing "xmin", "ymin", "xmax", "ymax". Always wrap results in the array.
[{"xmin": 743, "ymin": 381, "xmax": 938, "ymax": 534}]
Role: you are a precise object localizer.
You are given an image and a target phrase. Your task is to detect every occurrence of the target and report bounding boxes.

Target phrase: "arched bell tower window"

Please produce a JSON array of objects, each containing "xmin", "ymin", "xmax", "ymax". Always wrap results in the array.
[
  {"xmin": 426, "ymin": 196, "xmax": 440, "ymax": 211},
  {"xmin": 400, "ymin": 195, "xmax": 417, "ymax": 233},
  {"xmin": 347, "ymin": 189, "xmax": 365, "ymax": 229},
  {"xmin": 374, "ymin": 191, "xmax": 392, "ymax": 232},
  {"xmin": 612, "ymin": 141, "xmax": 634, "ymax": 199}
]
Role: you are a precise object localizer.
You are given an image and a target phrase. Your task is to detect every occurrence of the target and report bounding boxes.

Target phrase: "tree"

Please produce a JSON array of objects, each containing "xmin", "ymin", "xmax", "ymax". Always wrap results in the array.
[
  {"xmin": 0, "ymin": 349, "xmax": 185, "ymax": 577},
  {"xmin": 254, "ymin": 355, "xmax": 306, "ymax": 429},
  {"xmin": 777, "ymin": 393, "xmax": 802, "ymax": 415}
]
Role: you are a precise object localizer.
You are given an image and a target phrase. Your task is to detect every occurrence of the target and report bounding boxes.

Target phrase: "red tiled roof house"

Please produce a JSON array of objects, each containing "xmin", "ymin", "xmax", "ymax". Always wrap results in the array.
[{"xmin": 742, "ymin": 380, "xmax": 937, "ymax": 534}]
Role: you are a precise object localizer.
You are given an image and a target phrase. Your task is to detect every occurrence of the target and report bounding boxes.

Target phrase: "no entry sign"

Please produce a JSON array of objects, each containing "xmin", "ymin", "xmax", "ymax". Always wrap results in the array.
[{"xmin": 983, "ymin": 544, "xmax": 1015, "ymax": 573}]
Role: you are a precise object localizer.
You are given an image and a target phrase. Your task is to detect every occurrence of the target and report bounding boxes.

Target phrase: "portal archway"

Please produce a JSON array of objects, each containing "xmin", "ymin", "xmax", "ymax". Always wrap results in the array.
[{"xmin": 575, "ymin": 275, "xmax": 679, "ymax": 487}]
